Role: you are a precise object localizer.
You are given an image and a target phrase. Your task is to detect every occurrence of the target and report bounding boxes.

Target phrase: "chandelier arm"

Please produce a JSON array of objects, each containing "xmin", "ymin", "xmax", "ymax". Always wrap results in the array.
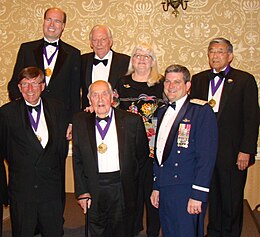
[
  {"xmin": 181, "ymin": 0, "xmax": 188, "ymax": 10},
  {"xmin": 162, "ymin": 1, "xmax": 169, "ymax": 11}
]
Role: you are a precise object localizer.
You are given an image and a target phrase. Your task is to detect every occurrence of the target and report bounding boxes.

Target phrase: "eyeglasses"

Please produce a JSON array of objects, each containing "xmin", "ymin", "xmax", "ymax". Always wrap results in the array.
[
  {"xmin": 19, "ymin": 82, "xmax": 43, "ymax": 88},
  {"xmin": 208, "ymin": 50, "xmax": 228, "ymax": 55},
  {"xmin": 133, "ymin": 54, "xmax": 151, "ymax": 61}
]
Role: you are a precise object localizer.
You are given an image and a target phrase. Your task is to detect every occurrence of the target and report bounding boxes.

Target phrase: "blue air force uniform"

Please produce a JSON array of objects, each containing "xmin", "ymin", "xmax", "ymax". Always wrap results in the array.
[{"xmin": 153, "ymin": 97, "xmax": 218, "ymax": 237}]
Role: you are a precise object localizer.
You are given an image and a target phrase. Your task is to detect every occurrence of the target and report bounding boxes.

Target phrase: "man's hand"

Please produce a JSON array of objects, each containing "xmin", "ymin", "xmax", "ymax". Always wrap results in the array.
[
  {"xmin": 187, "ymin": 198, "xmax": 202, "ymax": 214},
  {"xmin": 150, "ymin": 190, "xmax": 159, "ymax": 208},
  {"xmin": 66, "ymin": 124, "xmax": 72, "ymax": 141},
  {"xmin": 84, "ymin": 105, "xmax": 94, "ymax": 113},
  {"xmin": 236, "ymin": 152, "xmax": 250, "ymax": 170},
  {"xmin": 77, "ymin": 193, "xmax": 92, "ymax": 214}
]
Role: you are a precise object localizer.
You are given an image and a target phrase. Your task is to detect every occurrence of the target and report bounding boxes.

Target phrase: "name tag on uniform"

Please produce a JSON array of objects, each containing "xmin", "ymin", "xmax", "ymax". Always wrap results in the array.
[{"xmin": 177, "ymin": 123, "xmax": 191, "ymax": 148}]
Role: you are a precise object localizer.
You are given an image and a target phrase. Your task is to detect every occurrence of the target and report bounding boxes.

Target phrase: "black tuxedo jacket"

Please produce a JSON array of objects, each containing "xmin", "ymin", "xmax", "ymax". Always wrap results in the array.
[
  {"xmin": 81, "ymin": 50, "xmax": 130, "ymax": 108},
  {"xmin": 190, "ymin": 67, "xmax": 259, "ymax": 167},
  {"xmin": 8, "ymin": 38, "xmax": 81, "ymax": 121},
  {"xmin": 72, "ymin": 108, "xmax": 149, "ymax": 214},
  {"xmin": 0, "ymin": 98, "xmax": 68, "ymax": 202}
]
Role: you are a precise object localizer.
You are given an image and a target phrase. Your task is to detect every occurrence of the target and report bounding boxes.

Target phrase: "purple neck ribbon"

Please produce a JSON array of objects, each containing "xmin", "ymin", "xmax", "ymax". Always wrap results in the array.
[
  {"xmin": 95, "ymin": 110, "xmax": 113, "ymax": 140},
  {"xmin": 43, "ymin": 45, "xmax": 59, "ymax": 66},
  {"xmin": 211, "ymin": 65, "xmax": 231, "ymax": 96},
  {"xmin": 28, "ymin": 102, "xmax": 42, "ymax": 131}
]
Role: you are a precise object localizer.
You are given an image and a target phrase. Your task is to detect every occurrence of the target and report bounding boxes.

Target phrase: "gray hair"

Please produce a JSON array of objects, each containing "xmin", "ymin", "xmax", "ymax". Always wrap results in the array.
[
  {"xmin": 89, "ymin": 25, "xmax": 113, "ymax": 41},
  {"xmin": 87, "ymin": 80, "xmax": 113, "ymax": 101},
  {"xmin": 208, "ymin": 37, "xmax": 233, "ymax": 53}
]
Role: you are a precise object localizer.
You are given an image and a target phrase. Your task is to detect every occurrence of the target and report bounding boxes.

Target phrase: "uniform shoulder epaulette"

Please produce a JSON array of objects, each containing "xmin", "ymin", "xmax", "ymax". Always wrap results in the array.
[{"xmin": 190, "ymin": 98, "xmax": 208, "ymax": 106}]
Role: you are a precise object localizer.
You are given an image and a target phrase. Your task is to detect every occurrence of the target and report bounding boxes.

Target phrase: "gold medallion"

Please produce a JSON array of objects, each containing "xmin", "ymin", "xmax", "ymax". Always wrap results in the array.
[
  {"xmin": 36, "ymin": 135, "xmax": 42, "ymax": 142},
  {"xmin": 97, "ymin": 142, "xmax": 107, "ymax": 154},
  {"xmin": 45, "ymin": 67, "xmax": 52, "ymax": 77},
  {"xmin": 208, "ymin": 98, "xmax": 216, "ymax": 108}
]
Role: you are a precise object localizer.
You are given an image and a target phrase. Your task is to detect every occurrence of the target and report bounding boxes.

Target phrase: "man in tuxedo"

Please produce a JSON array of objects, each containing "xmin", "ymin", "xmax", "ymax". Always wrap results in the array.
[
  {"xmin": 0, "ymin": 156, "xmax": 8, "ymax": 237},
  {"xmin": 8, "ymin": 7, "xmax": 81, "ymax": 137},
  {"xmin": 0, "ymin": 67, "xmax": 68, "ymax": 237},
  {"xmin": 81, "ymin": 25, "xmax": 130, "ymax": 109},
  {"xmin": 151, "ymin": 64, "xmax": 218, "ymax": 237},
  {"xmin": 190, "ymin": 38, "xmax": 259, "ymax": 237},
  {"xmin": 72, "ymin": 80, "xmax": 149, "ymax": 237}
]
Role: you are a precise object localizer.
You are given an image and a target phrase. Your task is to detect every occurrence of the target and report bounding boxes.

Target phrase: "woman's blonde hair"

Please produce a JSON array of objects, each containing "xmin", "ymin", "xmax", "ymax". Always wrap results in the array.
[{"xmin": 126, "ymin": 42, "xmax": 162, "ymax": 86}]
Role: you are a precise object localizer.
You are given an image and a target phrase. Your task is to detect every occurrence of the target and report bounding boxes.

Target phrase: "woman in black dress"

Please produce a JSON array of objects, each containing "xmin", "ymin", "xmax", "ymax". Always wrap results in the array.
[{"xmin": 115, "ymin": 42, "xmax": 164, "ymax": 237}]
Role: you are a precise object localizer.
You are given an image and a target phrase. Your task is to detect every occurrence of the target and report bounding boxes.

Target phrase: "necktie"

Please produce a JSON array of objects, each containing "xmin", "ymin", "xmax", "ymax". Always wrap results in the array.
[
  {"xmin": 210, "ymin": 71, "xmax": 225, "ymax": 80},
  {"xmin": 93, "ymin": 58, "xmax": 108, "ymax": 66},
  {"xmin": 44, "ymin": 41, "xmax": 58, "ymax": 47},
  {"xmin": 167, "ymin": 102, "xmax": 176, "ymax": 110},
  {"xmin": 27, "ymin": 104, "xmax": 40, "ymax": 113},
  {"xmin": 96, "ymin": 116, "xmax": 109, "ymax": 122}
]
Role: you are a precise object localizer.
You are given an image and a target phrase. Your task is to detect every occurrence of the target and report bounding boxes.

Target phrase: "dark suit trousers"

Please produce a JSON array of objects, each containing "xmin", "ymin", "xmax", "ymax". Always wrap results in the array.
[
  {"xmin": 88, "ymin": 171, "xmax": 135, "ymax": 237},
  {"xmin": 10, "ymin": 198, "xmax": 63, "ymax": 237},
  {"xmin": 207, "ymin": 164, "xmax": 247, "ymax": 237}
]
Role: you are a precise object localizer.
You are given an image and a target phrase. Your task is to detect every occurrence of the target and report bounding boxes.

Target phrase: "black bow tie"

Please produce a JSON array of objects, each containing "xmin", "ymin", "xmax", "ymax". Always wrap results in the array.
[
  {"xmin": 44, "ymin": 41, "xmax": 58, "ymax": 47},
  {"xmin": 96, "ymin": 116, "xmax": 109, "ymax": 122},
  {"xmin": 93, "ymin": 58, "xmax": 108, "ymax": 66},
  {"xmin": 167, "ymin": 102, "xmax": 176, "ymax": 110},
  {"xmin": 210, "ymin": 71, "xmax": 225, "ymax": 80},
  {"xmin": 27, "ymin": 104, "xmax": 40, "ymax": 113}
]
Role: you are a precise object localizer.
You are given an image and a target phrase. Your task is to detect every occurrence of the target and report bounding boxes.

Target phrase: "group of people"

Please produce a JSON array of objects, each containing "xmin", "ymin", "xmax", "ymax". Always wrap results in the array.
[{"xmin": 0, "ymin": 6, "xmax": 259, "ymax": 237}]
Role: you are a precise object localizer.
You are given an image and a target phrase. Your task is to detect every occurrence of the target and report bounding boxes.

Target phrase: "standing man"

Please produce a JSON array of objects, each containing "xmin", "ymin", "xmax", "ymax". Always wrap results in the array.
[
  {"xmin": 0, "ymin": 67, "xmax": 68, "ymax": 237},
  {"xmin": 190, "ymin": 37, "xmax": 260, "ymax": 237},
  {"xmin": 151, "ymin": 64, "xmax": 218, "ymax": 237},
  {"xmin": 81, "ymin": 25, "xmax": 130, "ymax": 109},
  {"xmin": 0, "ymin": 155, "xmax": 8, "ymax": 237},
  {"xmin": 72, "ymin": 80, "xmax": 149, "ymax": 237},
  {"xmin": 8, "ymin": 7, "xmax": 81, "ymax": 135}
]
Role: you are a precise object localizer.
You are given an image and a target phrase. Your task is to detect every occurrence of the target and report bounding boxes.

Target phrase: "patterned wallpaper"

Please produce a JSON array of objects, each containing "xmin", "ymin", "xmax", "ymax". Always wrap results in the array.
[{"xmin": 0, "ymin": 0, "xmax": 259, "ymax": 206}]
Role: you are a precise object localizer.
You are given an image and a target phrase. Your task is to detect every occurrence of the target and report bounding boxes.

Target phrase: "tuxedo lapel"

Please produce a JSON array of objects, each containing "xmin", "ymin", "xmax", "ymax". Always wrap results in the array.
[
  {"xmin": 86, "ymin": 54, "xmax": 94, "ymax": 88},
  {"xmin": 41, "ymin": 100, "xmax": 54, "ymax": 149},
  {"xmin": 33, "ymin": 39, "xmax": 45, "ymax": 72},
  {"xmin": 109, "ymin": 51, "xmax": 119, "ymax": 88},
  {"xmin": 161, "ymin": 98, "xmax": 190, "ymax": 164},
  {"xmin": 114, "ymin": 109, "xmax": 124, "ymax": 169},
  {"xmin": 202, "ymin": 71, "xmax": 211, "ymax": 99},
  {"xmin": 87, "ymin": 113, "xmax": 98, "ymax": 162},
  {"xmin": 50, "ymin": 41, "xmax": 67, "ymax": 83},
  {"xmin": 217, "ymin": 68, "xmax": 235, "ymax": 120}
]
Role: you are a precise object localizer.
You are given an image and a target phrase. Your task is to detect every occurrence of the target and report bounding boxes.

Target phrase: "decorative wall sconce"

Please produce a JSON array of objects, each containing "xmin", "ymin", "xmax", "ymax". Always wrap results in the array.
[{"xmin": 162, "ymin": 0, "xmax": 189, "ymax": 17}]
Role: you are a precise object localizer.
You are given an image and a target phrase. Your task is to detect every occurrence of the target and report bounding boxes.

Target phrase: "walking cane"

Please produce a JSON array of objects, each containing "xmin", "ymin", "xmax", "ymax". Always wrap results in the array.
[
  {"xmin": 85, "ymin": 197, "xmax": 91, "ymax": 237},
  {"xmin": 85, "ymin": 208, "xmax": 88, "ymax": 237},
  {"xmin": 78, "ymin": 196, "xmax": 90, "ymax": 237}
]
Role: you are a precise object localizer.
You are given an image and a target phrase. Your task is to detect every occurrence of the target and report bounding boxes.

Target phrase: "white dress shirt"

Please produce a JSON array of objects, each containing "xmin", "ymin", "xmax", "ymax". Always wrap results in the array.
[
  {"xmin": 92, "ymin": 50, "xmax": 113, "ymax": 83},
  {"xmin": 156, "ymin": 95, "xmax": 187, "ymax": 165},
  {"xmin": 25, "ymin": 99, "xmax": 49, "ymax": 148},
  {"xmin": 207, "ymin": 67, "xmax": 226, "ymax": 112},
  {"xmin": 96, "ymin": 109, "xmax": 120, "ymax": 173},
  {"xmin": 43, "ymin": 38, "xmax": 59, "ymax": 86}
]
